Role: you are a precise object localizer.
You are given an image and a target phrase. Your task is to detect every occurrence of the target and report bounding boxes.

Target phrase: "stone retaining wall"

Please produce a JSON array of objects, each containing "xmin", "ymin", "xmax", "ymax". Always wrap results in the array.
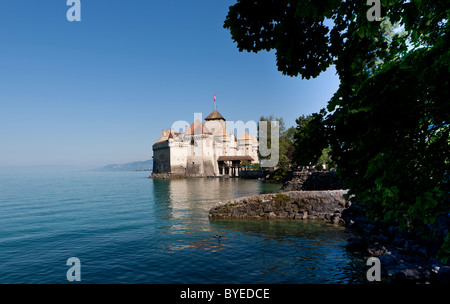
[
  {"xmin": 209, "ymin": 190, "xmax": 348, "ymax": 223},
  {"xmin": 239, "ymin": 170, "xmax": 265, "ymax": 179},
  {"xmin": 148, "ymin": 173, "xmax": 187, "ymax": 179},
  {"xmin": 282, "ymin": 171, "xmax": 344, "ymax": 191}
]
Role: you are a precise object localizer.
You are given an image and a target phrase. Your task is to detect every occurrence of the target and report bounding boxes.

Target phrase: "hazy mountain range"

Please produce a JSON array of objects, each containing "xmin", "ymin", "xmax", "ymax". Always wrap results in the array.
[{"xmin": 93, "ymin": 159, "xmax": 153, "ymax": 172}]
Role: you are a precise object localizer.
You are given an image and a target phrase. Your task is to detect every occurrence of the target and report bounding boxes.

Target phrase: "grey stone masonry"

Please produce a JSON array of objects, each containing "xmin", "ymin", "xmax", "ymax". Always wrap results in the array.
[{"xmin": 209, "ymin": 190, "xmax": 348, "ymax": 223}]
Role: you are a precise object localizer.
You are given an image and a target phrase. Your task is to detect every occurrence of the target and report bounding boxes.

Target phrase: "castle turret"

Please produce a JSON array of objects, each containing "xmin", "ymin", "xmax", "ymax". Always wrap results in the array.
[{"xmin": 204, "ymin": 110, "xmax": 226, "ymax": 134}]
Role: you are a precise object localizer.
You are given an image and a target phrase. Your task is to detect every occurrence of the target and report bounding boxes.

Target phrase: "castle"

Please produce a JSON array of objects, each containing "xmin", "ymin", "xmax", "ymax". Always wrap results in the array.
[{"xmin": 152, "ymin": 106, "xmax": 259, "ymax": 177}]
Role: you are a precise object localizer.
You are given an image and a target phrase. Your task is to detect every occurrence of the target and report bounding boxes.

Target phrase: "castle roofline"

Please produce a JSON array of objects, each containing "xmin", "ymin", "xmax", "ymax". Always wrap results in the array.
[
  {"xmin": 154, "ymin": 129, "xmax": 181, "ymax": 144},
  {"xmin": 238, "ymin": 131, "xmax": 251, "ymax": 140},
  {"xmin": 214, "ymin": 127, "xmax": 229, "ymax": 137},
  {"xmin": 205, "ymin": 110, "xmax": 225, "ymax": 121},
  {"xmin": 184, "ymin": 119, "xmax": 212, "ymax": 135}
]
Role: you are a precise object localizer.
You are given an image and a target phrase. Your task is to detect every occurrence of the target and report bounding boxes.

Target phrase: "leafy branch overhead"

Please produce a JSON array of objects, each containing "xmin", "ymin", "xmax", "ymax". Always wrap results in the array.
[{"xmin": 225, "ymin": 0, "xmax": 450, "ymax": 261}]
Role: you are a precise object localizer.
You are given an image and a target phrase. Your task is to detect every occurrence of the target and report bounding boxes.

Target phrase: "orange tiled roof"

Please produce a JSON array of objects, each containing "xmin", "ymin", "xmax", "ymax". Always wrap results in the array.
[
  {"xmin": 214, "ymin": 128, "xmax": 229, "ymax": 137},
  {"xmin": 205, "ymin": 110, "xmax": 225, "ymax": 121},
  {"xmin": 155, "ymin": 129, "xmax": 180, "ymax": 143},
  {"xmin": 184, "ymin": 120, "xmax": 212, "ymax": 135},
  {"xmin": 238, "ymin": 131, "xmax": 251, "ymax": 140}
]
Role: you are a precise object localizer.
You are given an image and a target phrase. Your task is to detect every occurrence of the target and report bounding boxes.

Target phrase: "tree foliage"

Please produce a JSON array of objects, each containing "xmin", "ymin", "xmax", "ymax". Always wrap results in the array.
[
  {"xmin": 292, "ymin": 113, "xmax": 336, "ymax": 169},
  {"xmin": 333, "ymin": 43, "xmax": 450, "ymax": 232},
  {"xmin": 292, "ymin": 113, "xmax": 328, "ymax": 167},
  {"xmin": 225, "ymin": 0, "xmax": 450, "ymax": 260},
  {"xmin": 258, "ymin": 115, "xmax": 297, "ymax": 171}
]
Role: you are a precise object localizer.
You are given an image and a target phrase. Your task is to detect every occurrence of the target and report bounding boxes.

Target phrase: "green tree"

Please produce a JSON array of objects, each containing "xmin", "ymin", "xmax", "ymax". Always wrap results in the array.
[
  {"xmin": 279, "ymin": 126, "xmax": 297, "ymax": 170},
  {"xmin": 317, "ymin": 147, "xmax": 333, "ymax": 170},
  {"xmin": 225, "ymin": 0, "xmax": 450, "ymax": 260},
  {"xmin": 292, "ymin": 112, "xmax": 330, "ymax": 168},
  {"xmin": 283, "ymin": 126, "xmax": 297, "ymax": 165},
  {"xmin": 258, "ymin": 115, "xmax": 298, "ymax": 171},
  {"xmin": 258, "ymin": 115, "xmax": 285, "ymax": 166},
  {"xmin": 240, "ymin": 160, "xmax": 252, "ymax": 168}
]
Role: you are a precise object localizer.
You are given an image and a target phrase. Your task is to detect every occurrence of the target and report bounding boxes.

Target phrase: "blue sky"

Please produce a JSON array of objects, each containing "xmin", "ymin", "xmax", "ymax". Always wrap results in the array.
[{"xmin": 0, "ymin": 0, "xmax": 340, "ymax": 168}]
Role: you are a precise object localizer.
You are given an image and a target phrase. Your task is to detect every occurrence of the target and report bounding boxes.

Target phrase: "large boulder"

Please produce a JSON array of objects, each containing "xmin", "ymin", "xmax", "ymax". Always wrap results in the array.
[{"xmin": 209, "ymin": 190, "xmax": 348, "ymax": 224}]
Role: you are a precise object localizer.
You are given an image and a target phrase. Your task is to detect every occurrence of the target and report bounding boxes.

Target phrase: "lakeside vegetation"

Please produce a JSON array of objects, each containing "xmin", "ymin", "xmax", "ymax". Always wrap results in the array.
[{"xmin": 225, "ymin": 0, "xmax": 449, "ymax": 261}]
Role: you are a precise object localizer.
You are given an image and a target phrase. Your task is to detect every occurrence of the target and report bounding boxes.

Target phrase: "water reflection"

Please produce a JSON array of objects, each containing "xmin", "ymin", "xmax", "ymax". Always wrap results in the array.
[
  {"xmin": 209, "ymin": 218, "xmax": 350, "ymax": 240},
  {"xmin": 167, "ymin": 178, "xmax": 276, "ymax": 204},
  {"xmin": 152, "ymin": 178, "xmax": 282, "ymax": 232},
  {"xmin": 167, "ymin": 236, "xmax": 227, "ymax": 254},
  {"xmin": 151, "ymin": 179, "xmax": 173, "ymax": 230},
  {"xmin": 207, "ymin": 219, "xmax": 365, "ymax": 283},
  {"xmin": 149, "ymin": 178, "xmax": 365, "ymax": 283},
  {"xmin": 151, "ymin": 178, "xmax": 284, "ymax": 253}
]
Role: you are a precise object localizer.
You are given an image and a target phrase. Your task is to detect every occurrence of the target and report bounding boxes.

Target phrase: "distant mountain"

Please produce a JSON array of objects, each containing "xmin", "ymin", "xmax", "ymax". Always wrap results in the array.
[{"xmin": 93, "ymin": 159, "xmax": 153, "ymax": 172}]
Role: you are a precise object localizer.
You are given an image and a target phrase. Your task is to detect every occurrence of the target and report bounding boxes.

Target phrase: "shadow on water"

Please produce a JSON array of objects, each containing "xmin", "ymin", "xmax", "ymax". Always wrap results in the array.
[
  {"xmin": 146, "ymin": 178, "xmax": 368, "ymax": 284},
  {"xmin": 210, "ymin": 218, "xmax": 348, "ymax": 240},
  {"xmin": 0, "ymin": 172, "xmax": 367, "ymax": 283},
  {"xmin": 207, "ymin": 219, "xmax": 367, "ymax": 283}
]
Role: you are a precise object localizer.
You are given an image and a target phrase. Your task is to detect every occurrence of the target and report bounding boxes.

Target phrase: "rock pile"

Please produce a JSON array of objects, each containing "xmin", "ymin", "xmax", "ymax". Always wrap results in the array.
[
  {"xmin": 342, "ymin": 200, "xmax": 450, "ymax": 283},
  {"xmin": 281, "ymin": 171, "xmax": 345, "ymax": 191},
  {"xmin": 209, "ymin": 188, "xmax": 450, "ymax": 283},
  {"xmin": 209, "ymin": 190, "xmax": 348, "ymax": 223},
  {"xmin": 148, "ymin": 173, "xmax": 187, "ymax": 179}
]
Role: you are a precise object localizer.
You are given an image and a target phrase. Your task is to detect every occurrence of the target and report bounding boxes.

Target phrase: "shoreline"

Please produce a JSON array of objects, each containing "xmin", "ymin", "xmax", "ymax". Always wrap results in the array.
[
  {"xmin": 209, "ymin": 190, "xmax": 347, "ymax": 223},
  {"xmin": 208, "ymin": 189, "xmax": 450, "ymax": 283},
  {"xmin": 148, "ymin": 172, "xmax": 268, "ymax": 179},
  {"xmin": 150, "ymin": 172, "xmax": 450, "ymax": 283},
  {"xmin": 342, "ymin": 200, "xmax": 450, "ymax": 283}
]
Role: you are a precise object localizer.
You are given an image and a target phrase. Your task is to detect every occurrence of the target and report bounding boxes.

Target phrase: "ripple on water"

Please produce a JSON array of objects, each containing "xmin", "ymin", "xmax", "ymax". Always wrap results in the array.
[{"xmin": 0, "ymin": 171, "xmax": 364, "ymax": 283}]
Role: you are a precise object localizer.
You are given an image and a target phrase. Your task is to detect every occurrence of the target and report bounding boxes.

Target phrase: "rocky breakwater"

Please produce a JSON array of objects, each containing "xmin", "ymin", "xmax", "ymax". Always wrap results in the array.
[
  {"xmin": 209, "ymin": 190, "xmax": 348, "ymax": 224},
  {"xmin": 282, "ymin": 170, "xmax": 345, "ymax": 191},
  {"xmin": 342, "ymin": 201, "xmax": 450, "ymax": 283},
  {"xmin": 149, "ymin": 173, "xmax": 187, "ymax": 179}
]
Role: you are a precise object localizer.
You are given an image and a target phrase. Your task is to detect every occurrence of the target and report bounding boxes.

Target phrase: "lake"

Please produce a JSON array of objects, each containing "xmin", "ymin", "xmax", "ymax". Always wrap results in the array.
[{"xmin": 0, "ymin": 170, "xmax": 365, "ymax": 283}]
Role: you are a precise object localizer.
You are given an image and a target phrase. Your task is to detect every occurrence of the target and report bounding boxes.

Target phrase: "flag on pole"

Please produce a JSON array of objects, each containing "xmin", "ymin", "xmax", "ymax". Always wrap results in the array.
[{"xmin": 214, "ymin": 94, "xmax": 216, "ymax": 102}]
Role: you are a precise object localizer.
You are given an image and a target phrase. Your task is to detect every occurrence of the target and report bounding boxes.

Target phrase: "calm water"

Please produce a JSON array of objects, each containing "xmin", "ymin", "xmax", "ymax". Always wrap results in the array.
[{"xmin": 0, "ymin": 170, "xmax": 365, "ymax": 283}]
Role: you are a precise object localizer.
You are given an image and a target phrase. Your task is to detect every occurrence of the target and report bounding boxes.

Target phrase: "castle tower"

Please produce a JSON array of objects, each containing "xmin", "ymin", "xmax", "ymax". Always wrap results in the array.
[{"xmin": 204, "ymin": 95, "xmax": 226, "ymax": 133}]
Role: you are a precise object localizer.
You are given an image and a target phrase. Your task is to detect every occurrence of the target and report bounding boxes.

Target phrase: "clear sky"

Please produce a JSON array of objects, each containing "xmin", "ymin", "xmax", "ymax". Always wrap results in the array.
[{"xmin": 0, "ymin": 0, "xmax": 340, "ymax": 169}]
